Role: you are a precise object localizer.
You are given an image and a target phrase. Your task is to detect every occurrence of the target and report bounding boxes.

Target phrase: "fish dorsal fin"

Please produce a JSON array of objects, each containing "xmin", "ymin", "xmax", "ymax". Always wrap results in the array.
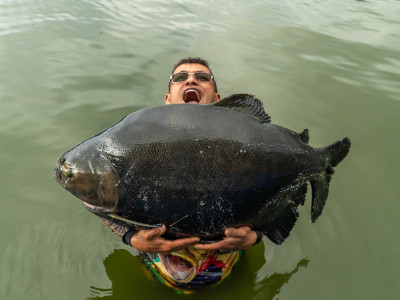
[
  {"xmin": 213, "ymin": 94, "xmax": 271, "ymax": 123},
  {"xmin": 298, "ymin": 129, "xmax": 309, "ymax": 144}
]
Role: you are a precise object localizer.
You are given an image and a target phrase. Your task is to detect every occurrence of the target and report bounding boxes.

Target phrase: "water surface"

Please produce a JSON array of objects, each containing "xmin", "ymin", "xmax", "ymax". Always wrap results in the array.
[{"xmin": 1, "ymin": 1, "xmax": 399, "ymax": 299}]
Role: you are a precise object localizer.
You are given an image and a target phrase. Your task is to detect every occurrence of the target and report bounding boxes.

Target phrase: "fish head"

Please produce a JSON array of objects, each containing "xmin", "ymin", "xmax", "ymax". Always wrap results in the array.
[{"xmin": 53, "ymin": 140, "xmax": 122, "ymax": 211}]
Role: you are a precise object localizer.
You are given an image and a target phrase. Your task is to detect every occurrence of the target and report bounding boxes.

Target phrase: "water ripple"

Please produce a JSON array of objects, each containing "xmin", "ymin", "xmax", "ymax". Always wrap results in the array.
[
  {"xmin": 1, "ymin": 215, "xmax": 114, "ymax": 298},
  {"xmin": 1, "ymin": 0, "xmax": 400, "ymax": 299}
]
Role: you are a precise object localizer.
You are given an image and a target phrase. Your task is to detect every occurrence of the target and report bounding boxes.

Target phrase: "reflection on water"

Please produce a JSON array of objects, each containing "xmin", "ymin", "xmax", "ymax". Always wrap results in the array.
[
  {"xmin": 88, "ymin": 248, "xmax": 308, "ymax": 299},
  {"xmin": 253, "ymin": 259, "xmax": 309, "ymax": 300}
]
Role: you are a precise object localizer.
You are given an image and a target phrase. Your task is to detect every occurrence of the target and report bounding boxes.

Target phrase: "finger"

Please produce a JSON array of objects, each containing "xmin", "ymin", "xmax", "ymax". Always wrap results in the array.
[
  {"xmin": 225, "ymin": 226, "xmax": 251, "ymax": 237},
  {"xmin": 144, "ymin": 224, "xmax": 166, "ymax": 239},
  {"xmin": 194, "ymin": 239, "xmax": 230, "ymax": 251},
  {"xmin": 163, "ymin": 237, "xmax": 200, "ymax": 252}
]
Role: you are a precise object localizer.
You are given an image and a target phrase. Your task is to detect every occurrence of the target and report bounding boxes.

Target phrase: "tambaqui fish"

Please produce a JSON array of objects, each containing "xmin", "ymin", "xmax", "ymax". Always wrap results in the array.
[{"xmin": 53, "ymin": 94, "xmax": 351, "ymax": 244}]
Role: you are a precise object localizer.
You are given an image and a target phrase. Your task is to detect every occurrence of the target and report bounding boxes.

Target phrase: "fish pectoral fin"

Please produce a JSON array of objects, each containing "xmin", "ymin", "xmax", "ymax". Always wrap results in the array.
[
  {"xmin": 213, "ymin": 94, "xmax": 271, "ymax": 124},
  {"xmin": 265, "ymin": 205, "xmax": 299, "ymax": 245},
  {"xmin": 310, "ymin": 173, "xmax": 332, "ymax": 223}
]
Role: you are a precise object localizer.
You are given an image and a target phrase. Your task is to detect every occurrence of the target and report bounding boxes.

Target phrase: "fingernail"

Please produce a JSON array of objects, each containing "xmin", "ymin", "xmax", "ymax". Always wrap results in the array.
[{"xmin": 226, "ymin": 229, "xmax": 232, "ymax": 236}]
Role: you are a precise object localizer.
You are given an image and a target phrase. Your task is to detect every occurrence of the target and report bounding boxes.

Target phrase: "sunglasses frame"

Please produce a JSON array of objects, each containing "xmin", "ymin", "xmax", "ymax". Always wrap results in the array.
[{"xmin": 169, "ymin": 72, "xmax": 214, "ymax": 83}]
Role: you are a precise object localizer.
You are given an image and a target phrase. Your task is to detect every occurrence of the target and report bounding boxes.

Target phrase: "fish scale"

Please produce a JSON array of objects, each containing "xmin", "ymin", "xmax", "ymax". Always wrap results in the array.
[{"xmin": 54, "ymin": 94, "xmax": 350, "ymax": 244}]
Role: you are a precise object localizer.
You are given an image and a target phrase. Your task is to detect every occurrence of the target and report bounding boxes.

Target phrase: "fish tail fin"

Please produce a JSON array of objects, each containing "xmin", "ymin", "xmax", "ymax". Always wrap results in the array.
[
  {"xmin": 310, "ymin": 137, "xmax": 351, "ymax": 222},
  {"xmin": 325, "ymin": 137, "xmax": 351, "ymax": 168}
]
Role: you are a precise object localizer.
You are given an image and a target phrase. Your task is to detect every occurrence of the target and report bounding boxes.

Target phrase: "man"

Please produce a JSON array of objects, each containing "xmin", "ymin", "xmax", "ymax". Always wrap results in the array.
[{"xmin": 106, "ymin": 57, "xmax": 263, "ymax": 293}]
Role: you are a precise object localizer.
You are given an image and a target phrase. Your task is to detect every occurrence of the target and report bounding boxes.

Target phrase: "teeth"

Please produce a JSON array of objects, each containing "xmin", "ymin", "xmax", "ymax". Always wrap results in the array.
[
  {"xmin": 185, "ymin": 89, "xmax": 199, "ymax": 94},
  {"xmin": 184, "ymin": 89, "xmax": 200, "ymax": 101}
]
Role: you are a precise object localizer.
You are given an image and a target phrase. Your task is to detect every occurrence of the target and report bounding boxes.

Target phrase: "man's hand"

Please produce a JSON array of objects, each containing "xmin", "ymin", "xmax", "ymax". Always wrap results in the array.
[
  {"xmin": 194, "ymin": 226, "xmax": 257, "ymax": 252},
  {"xmin": 130, "ymin": 225, "xmax": 200, "ymax": 255}
]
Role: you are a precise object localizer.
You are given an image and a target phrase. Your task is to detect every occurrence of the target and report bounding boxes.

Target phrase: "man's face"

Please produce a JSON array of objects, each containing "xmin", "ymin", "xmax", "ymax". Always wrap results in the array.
[{"xmin": 165, "ymin": 63, "xmax": 221, "ymax": 105}]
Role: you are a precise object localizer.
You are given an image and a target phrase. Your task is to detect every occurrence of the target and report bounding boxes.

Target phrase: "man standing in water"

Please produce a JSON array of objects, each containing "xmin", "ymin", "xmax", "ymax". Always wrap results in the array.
[{"xmin": 106, "ymin": 57, "xmax": 263, "ymax": 293}]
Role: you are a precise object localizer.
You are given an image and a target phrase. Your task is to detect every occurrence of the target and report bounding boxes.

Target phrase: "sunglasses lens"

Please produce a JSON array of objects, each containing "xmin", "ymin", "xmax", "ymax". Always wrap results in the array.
[
  {"xmin": 171, "ymin": 72, "xmax": 212, "ymax": 82},
  {"xmin": 172, "ymin": 72, "xmax": 188, "ymax": 82},
  {"xmin": 195, "ymin": 72, "xmax": 212, "ymax": 81}
]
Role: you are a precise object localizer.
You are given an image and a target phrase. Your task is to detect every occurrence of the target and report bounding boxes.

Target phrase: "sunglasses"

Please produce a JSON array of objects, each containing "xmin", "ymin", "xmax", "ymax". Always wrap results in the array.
[{"xmin": 169, "ymin": 72, "xmax": 214, "ymax": 83}]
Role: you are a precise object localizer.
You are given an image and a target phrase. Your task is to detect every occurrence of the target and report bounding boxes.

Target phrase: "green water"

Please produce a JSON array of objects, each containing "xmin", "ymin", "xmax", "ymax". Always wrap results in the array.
[{"xmin": 1, "ymin": 0, "xmax": 399, "ymax": 299}]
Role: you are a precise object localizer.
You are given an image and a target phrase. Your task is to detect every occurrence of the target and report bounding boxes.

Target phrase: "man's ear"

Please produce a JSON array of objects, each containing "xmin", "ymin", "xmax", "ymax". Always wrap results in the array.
[
  {"xmin": 164, "ymin": 93, "xmax": 171, "ymax": 105},
  {"xmin": 215, "ymin": 93, "xmax": 221, "ymax": 101}
]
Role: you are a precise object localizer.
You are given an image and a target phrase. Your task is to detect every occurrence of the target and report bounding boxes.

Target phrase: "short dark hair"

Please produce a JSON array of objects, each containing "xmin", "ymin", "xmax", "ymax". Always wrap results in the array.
[{"xmin": 169, "ymin": 57, "xmax": 218, "ymax": 92}]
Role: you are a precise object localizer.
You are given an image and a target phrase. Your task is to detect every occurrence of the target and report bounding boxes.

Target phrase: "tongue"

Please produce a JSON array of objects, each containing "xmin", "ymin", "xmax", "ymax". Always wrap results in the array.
[{"xmin": 184, "ymin": 91, "xmax": 200, "ymax": 103}]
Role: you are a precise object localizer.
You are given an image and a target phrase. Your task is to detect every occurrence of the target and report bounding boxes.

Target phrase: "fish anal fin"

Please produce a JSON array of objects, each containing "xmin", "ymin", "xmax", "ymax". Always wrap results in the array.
[
  {"xmin": 310, "ymin": 173, "xmax": 332, "ymax": 223},
  {"xmin": 294, "ymin": 183, "xmax": 307, "ymax": 206},
  {"xmin": 265, "ymin": 205, "xmax": 299, "ymax": 245},
  {"xmin": 213, "ymin": 94, "xmax": 271, "ymax": 123}
]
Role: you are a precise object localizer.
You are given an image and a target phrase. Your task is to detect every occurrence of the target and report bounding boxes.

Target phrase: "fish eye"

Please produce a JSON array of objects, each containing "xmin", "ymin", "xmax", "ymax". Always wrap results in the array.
[{"xmin": 66, "ymin": 169, "xmax": 74, "ymax": 178}]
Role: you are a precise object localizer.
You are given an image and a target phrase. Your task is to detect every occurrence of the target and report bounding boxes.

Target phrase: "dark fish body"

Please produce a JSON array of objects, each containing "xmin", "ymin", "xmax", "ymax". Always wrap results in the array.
[{"xmin": 54, "ymin": 94, "xmax": 350, "ymax": 244}]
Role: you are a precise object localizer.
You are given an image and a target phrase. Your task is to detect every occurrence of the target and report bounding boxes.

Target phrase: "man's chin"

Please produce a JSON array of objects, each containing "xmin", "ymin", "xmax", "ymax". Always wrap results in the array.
[{"xmin": 166, "ymin": 97, "xmax": 203, "ymax": 105}]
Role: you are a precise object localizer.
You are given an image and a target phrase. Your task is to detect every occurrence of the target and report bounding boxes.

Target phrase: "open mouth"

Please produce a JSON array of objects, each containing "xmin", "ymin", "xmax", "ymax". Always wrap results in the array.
[
  {"xmin": 159, "ymin": 254, "xmax": 197, "ymax": 283},
  {"xmin": 183, "ymin": 89, "xmax": 201, "ymax": 103}
]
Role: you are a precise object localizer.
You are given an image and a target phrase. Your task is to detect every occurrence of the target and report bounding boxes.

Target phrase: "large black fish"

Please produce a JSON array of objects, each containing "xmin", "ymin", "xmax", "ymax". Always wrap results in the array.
[{"xmin": 53, "ymin": 94, "xmax": 350, "ymax": 244}]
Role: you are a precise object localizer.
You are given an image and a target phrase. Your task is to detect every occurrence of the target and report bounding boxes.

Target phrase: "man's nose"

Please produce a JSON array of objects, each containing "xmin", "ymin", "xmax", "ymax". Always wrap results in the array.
[{"xmin": 185, "ymin": 74, "xmax": 198, "ymax": 85}]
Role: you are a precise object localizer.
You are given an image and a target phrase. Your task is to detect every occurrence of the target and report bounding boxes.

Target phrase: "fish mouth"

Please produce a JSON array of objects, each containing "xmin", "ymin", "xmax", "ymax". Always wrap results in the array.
[
  {"xmin": 53, "ymin": 167, "xmax": 64, "ymax": 184},
  {"xmin": 183, "ymin": 88, "xmax": 201, "ymax": 103},
  {"xmin": 53, "ymin": 158, "xmax": 75, "ymax": 187}
]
